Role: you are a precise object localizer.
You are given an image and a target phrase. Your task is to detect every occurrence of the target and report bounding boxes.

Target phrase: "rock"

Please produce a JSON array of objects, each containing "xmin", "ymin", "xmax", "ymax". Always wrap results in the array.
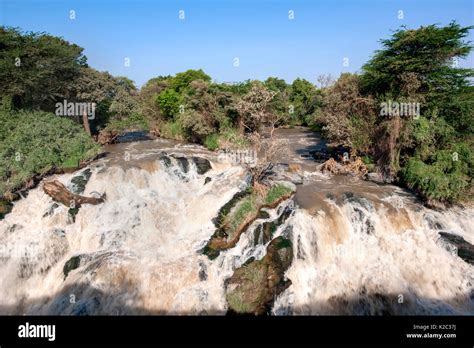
[
  {"xmin": 192, "ymin": 157, "xmax": 212, "ymax": 175},
  {"xmin": 225, "ymin": 236, "xmax": 293, "ymax": 315},
  {"xmin": 367, "ymin": 172, "xmax": 384, "ymax": 184},
  {"xmin": 198, "ymin": 262, "xmax": 207, "ymax": 281},
  {"xmin": 310, "ymin": 150, "xmax": 331, "ymax": 163},
  {"xmin": 0, "ymin": 199, "xmax": 13, "ymax": 220},
  {"xmin": 63, "ymin": 255, "xmax": 83, "ymax": 279},
  {"xmin": 172, "ymin": 156, "xmax": 189, "ymax": 173},
  {"xmin": 268, "ymin": 164, "xmax": 303, "ymax": 185},
  {"xmin": 257, "ymin": 210, "xmax": 270, "ymax": 220},
  {"xmin": 158, "ymin": 154, "xmax": 172, "ymax": 168},
  {"xmin": 204, "ymin": 177, "xmax": 212, "ymax": 185},
  {"xmin": 288, "ymin": 163, "xmax": 301, "ymax": 173},
  {"xmin": 439, "ymin": 232, "xmax": 474, "ymax": 265},
  {"xmin": 42, "ymin": 203, "xmax": 59, "ymax": 218},
  {"xmin": 68, "ymin": 169, "xmax": 92, "ymax": 194},
  {"xmin": 253, "ymin": 205, "xmax": 294, "ymax": 246}
]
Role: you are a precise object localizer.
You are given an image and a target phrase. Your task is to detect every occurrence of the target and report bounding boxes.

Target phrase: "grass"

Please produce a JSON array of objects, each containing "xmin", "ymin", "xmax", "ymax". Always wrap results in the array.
[
  {"xmin": 204, "ymin": 133, "xmax": 219, "ymax": 151},
  {"xmin": 264, "ymin": 184, "xmax": 293, "ymax": 205},
  {"xmin": 160, "ymin": 121, "xmax": 185, "ymax": 140},
  {"xmin": 225, "ymin": 194, "xmax": 259, "ymax": 236}
]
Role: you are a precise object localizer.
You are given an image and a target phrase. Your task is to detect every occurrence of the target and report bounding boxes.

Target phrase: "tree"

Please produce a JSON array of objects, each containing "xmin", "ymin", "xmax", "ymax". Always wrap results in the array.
[
  {"xmin": 156, "ymin": 88, "xmax": 182, "ymax": 119},
  {"xmin": 316, "ymin": 73, "xmax": 376, "ymax": 151},
  {"xmin": 360, "ymin": 22, "xmax": 474, "ymax": 201},
  {"xmin": 171, "ymin": 69, "xmax": 211, "ymax": 92},
  {"xmin": 0, "ymin": 26, "xmax": 87, "ymax": 110},
  {"xmin": 235, "ymin": 82, "xmax": 276, "ymax": 133},
  {"xmin": 289, "ymin": 78, "xmax": 320, "ymax": 125},
  {"xmin": 179, "ymin": 80, "xmax": 220, "ymax": 142}
]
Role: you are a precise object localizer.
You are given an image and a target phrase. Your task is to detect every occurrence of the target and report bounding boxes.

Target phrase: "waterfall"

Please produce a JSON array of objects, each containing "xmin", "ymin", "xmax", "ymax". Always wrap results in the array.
[{"xmin": 0, "ymin": 136, "xmax": 472, "ymax": 315}]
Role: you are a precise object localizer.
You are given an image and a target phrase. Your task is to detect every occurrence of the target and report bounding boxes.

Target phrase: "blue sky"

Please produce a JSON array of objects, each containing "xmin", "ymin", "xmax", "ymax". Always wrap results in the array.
[{"xmin": 1, "ymin": 0, "xmax": 473, "ymax": 87}]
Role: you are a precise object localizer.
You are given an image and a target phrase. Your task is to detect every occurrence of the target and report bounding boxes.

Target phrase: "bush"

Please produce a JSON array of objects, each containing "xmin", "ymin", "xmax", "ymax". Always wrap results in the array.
[
  {"xmin": 204, "ymin": 134, "xmax": 219, "ymax": 151},
  {"xmin": 402, "ymin": 144, "xmax": 473, "ymax": 202},
  {"xmin": 0, "ymin": 110, "xmax": 101, "ymax": 197},
  {"xmin": 159, "ymin": 121, "xmax": 185, "ymax": 140}
]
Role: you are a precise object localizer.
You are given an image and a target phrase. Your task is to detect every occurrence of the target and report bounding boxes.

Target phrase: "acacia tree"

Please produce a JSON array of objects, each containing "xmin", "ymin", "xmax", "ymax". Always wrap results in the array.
[{"xmin": 362, "ymin": 22, "xmax": 473, "ymax": 201}]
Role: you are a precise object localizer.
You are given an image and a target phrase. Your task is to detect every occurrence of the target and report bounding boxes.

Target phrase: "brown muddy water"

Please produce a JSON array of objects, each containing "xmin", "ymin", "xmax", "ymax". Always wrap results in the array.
[{"xmin": 0, "ymin": 128, "xmax": 472, "ymax": 315}]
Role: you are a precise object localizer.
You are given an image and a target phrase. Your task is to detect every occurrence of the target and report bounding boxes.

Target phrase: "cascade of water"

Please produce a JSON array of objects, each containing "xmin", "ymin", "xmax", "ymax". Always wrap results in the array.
[{"xmin": 1, "ymin": 137, "xmax": 472, "ymax": 315}]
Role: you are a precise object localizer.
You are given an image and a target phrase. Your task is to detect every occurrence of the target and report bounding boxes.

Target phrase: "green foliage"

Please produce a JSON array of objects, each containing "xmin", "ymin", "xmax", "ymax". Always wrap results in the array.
[
  {"xmin": 402, "ymin": 144, "xmax": 473, "ymax": 202},
  {"xmin": 0, "ymin": 110, "xmax": 101, "ymax": 197},
  {"xmin": 159, "ymin": 120, "xmax": 185, "ymax": 140},
  {"xmin": 171, "ymin": 69, "xmax": 211, "ymax": 92},
  {"xmin": 265, "ymin": 184, "xmax": 293, "ymax": 205},
  {"xmin": 104, "ymin": 112, "xmax": 149, "ymax": 133},
  {"xmin": 204, "ymin": 134, "xmax": 219, "ymax": 151},
  {"xmin": 289, "ymin": 78, "xmax": 321, "ymax": 125},
  {"xmin": 225, "ymin": 195, "xmax": 258, "ymax": 234},
  {"xmin": 156, "ymin": 88, "xmax": 182, "ymax": 119},
  {"xmin": 0, "ymin": 26, "xmax": 87, "ymax": 110}
]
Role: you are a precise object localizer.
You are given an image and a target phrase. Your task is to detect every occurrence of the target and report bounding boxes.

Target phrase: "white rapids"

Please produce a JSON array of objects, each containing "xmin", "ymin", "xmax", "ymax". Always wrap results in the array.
[{"xmin": 0, "ymin": 135, "xmax": 473, "ymax": 315}]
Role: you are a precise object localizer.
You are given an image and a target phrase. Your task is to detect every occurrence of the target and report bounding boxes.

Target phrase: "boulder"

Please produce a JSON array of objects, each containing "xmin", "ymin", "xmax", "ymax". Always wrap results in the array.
[
  {"xmin": 225, "ymin": 236, "xmax": 293, "ymax": 315},
  {"xmin": 439, "ymin": 232, "xmax": 474, "ymax": 265}
]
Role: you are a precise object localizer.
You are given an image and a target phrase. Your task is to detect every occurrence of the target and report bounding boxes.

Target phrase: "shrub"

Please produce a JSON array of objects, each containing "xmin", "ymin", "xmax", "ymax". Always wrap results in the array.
[
  {"xmin": 0, "ymin": 110, "xmax": 101, "ymax": 197},
  {"xmin": 204, "ymin": 134, "xmax": 219, "ymax": 151}
]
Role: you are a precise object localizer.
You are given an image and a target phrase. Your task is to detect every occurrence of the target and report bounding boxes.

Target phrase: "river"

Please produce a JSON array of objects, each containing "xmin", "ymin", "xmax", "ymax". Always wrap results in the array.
[{"xmin": 0, "ymin": 128, "xmax": 472, "ymax": 315}]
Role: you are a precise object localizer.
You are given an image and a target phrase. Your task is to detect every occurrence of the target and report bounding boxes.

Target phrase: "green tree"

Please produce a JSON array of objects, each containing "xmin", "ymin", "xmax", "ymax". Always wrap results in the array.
[{"xmin": 0, "ymin": 26, "xmax": 87, "ymax": 110}]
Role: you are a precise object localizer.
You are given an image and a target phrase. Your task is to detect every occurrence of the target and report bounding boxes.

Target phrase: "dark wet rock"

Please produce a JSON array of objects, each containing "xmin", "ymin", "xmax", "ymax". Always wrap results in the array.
[
  {"xmin": 192, "ymin": 157, "xmax": 212, "ymax": 175},
  {"xmin": 68, "ymin": 168, "xmax": 92, "ymax": 195},
  {"xmin": 241, "ymin": 256, "xmax": 255, "ymax": 267},
  {"xmin": 43, "ymin": 203, "xmax": 59, "ymax": 218},
  {"xmin": 52, "ymin": 228, "xmax": 66, "ymax": 238},
  {"xmin": 439, "ymin": 232, "xmax": 474, "ymax": 265},
  {"xmin": 63, "ymin": 255, "xmax": 83, "ymax": 279},
  {"xmin": 7, "ymin": 223, "xmax": 22, "ymax": 233},
  {"xmin": 253, "ymin": 205, "xmax": 294, "ymax": 246},
  {"xmin": 198, "ymin": 262, "xmax": 207, "ymax": 281},
  {"xmin": 257, "ymin": 210, "xmax": 270, "ymax": 220},
  {"xmin": 253, "ymin": 225, "xmax": 264, "ymax": 246},
  {"xmin": 425, "ymin": 215, "xmax": 444, "ymax": 230},
  {"xmin": 204, "ymin": 177, "xmax": 212, "ymax": 185},
  {"xmin": 0, "ymin": 199, "xmax": 13, "ymax": 220},
  {"xmin": 310, "ymin": 150, "xmax": 331, "ymax": 163},
  {"xmin": 173, "ymin": 156, "xmax": 189, "ymax": 173},
  {"xmin": 158, "ymin": 154, "xmax": 172, "ymax": 167},
  {"xmin": 202, "ymin": 245, "xmax": 221, "ymax": 260},
  {"xmin": 67, "ymin": 207, "xmax": 80, "ymax": 223},
  {"xmin": 340, "ymin": 192, "xmax": 373, "ymax": 212},
  {"xmin": 225, "ymin": 236, "xmax": 293, "ymax": 315}
]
